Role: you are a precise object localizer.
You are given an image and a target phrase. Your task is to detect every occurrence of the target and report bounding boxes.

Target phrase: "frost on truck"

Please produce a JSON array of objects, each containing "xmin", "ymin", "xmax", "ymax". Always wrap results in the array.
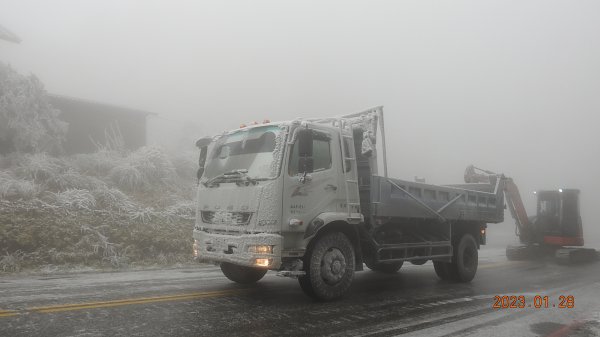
[
  {"xmin": 202, "ymin": 125, "xmax": 284, "ymax": 183},
  {"xmin": 193, "ymin": 107, "xmax": 507, "ymax": 301}
]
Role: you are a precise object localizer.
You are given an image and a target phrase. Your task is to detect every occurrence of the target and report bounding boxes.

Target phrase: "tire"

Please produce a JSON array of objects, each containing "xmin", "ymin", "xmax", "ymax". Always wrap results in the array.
[
  {"xmin": 366, "ymin": 261, "xmax": 404, "ymax": 274},
  {"xmin": 435, "ymin": 234, "xmax": 478, "ymax": 282},
  {"xmin": 433, "ymin": 261, "xmax": 456, "ymax": 281},
  {"xmin": 452, "ymin": 234, "xmax": 478, "ymax": 282},
  {"xmin": 220, "ymin": 262, "xmax": 267, "ymax": 284},
  {"xmin": 298, "ymin": 232, "xmax": 355, "ymax": 301}
]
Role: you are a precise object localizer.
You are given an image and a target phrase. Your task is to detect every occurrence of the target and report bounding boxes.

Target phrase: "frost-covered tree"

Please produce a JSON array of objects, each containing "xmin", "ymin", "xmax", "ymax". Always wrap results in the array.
[{"xmin": 0, "ymin": 62, "xmax": 67, "ymax": 154}]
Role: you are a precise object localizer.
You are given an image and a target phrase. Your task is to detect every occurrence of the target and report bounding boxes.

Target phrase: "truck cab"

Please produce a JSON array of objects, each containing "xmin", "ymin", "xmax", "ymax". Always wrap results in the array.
[{"xmin": 193, "ymin": 119, "xmax": 360, "ymax": 276}]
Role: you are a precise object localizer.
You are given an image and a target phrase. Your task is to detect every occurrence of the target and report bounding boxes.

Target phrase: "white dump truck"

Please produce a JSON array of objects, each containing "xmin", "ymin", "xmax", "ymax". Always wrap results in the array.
[{"xmin": 193, "ymin": 107, "xmax": 505, "ymax": 300}]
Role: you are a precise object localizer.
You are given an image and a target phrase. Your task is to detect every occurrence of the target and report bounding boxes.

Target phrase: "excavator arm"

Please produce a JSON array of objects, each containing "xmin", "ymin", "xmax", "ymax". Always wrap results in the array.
[
  {"xmin": 503, "ymin": 177, "xmax": 534, "ymax": 244},
  {"xmin": 465, "ymin": 165, "xmax": 533, "ymax": 244}
]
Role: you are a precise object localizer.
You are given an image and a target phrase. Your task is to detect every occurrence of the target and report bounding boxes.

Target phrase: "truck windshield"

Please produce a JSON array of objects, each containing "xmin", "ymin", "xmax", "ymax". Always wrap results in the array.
[{"xmin": 203, "ymin": 125, "xmax": 284, "ymax": 182}]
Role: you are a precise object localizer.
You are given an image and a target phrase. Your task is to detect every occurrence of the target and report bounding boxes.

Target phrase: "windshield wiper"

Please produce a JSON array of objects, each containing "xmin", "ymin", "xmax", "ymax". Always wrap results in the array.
[{"xmin": 203, "ymin": 169, "xmax": 258, "ymax": 187}]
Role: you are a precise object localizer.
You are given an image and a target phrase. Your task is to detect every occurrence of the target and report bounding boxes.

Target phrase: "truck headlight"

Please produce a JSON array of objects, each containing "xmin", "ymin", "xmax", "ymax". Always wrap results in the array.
[
  {"xmin": 193, "ymin": 240, "xmax": 199, "ymax": 258},
  {"xmin": 255, "ymin": 258, "xmax": 272, "ymax": 267},
  {"xmin": 248, "ymin": 245, "xmax": 273, "ymax": 254}
]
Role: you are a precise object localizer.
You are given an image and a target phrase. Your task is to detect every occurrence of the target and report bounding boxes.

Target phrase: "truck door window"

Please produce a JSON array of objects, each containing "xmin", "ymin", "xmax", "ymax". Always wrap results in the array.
[{"xmin": 289, "ymin": 133, "xmax": 332, "ymax": 176}]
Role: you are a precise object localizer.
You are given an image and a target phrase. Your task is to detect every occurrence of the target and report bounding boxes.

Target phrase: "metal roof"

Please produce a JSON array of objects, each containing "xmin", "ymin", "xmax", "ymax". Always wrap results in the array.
[{"xmin": 48, "ymin": 94, "xmax": 158, "ymax": 117}]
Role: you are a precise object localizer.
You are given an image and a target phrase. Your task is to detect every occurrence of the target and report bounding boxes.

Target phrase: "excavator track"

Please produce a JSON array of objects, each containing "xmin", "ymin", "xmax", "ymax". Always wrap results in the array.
[
  {"xmin": 506, "ymin": 244, "xmax": 539, "ymax": 260},
  {"xmin": 555, "ymin": 248, "xmax": 599, "ymax": 265},
  {"xmin": 506, "ymin": 244, "xmax": 599, "ymax": 264}
]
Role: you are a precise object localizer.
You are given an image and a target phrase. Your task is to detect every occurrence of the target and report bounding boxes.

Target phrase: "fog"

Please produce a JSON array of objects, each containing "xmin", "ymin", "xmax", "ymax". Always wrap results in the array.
[{"xmin": 2, "ymin": 0, "xmax": 599, "ymax": 245}]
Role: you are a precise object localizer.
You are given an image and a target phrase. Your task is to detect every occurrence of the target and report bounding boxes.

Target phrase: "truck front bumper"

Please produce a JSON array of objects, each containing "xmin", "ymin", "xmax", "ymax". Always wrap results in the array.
[{"xmin": 193, "ymin": 230, "xmax": 283, "ymax": 269}]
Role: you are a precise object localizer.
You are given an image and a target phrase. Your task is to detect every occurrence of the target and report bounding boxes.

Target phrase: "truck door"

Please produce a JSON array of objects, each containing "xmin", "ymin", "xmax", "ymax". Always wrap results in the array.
[{"xmin": 282, "ymin": 128, "xmax": 341, "ymax": 242}]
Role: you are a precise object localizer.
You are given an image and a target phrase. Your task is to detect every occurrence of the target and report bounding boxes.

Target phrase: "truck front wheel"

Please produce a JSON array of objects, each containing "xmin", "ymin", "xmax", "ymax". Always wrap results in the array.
[
  {"xmin": 220, "ymin": 262, "xmax": 267, "ymax": 284},
  {"xmin": 298, "ymin": 232, "xmax": 355, "ymax": 301}
]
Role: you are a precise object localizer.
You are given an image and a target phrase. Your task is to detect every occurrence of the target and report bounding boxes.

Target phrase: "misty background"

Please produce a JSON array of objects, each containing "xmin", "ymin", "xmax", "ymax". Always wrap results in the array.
[{"xmin": 2, "ymin": 0, "xmax": 599, "ymax": 246}]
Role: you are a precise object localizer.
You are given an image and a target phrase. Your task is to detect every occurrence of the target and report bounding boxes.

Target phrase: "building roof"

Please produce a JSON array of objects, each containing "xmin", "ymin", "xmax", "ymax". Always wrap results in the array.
[
  {"xmin": 0, "ymin": 24, "xmax": 21, "ymax": 43},
  {"xmin": 49, "ymin": 94, "xmax": 158, "ymax": 117}
]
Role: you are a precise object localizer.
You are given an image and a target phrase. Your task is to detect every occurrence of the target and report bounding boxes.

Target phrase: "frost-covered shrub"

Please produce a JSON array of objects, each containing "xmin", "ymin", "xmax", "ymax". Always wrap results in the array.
[
  {"xmin": 46, "ymin": 169, "xmax": 106, "ymax": 191},
  {"xmin": 70, "ymin": 150, "xmax": 119, "ymax": 176},
  {"xmin": 129, "ymin": 146, "xmax": 176, "ymax": 184},
  {"xmin": 0, "ymin": 63, "xmax": 68, "ymax": 154},
  {"xmin": 15, "ymin": 152, "xmax": 64, "ymax": 182},
  {"xmin": 107, "ymin": 147, "xmax": 178, "ymax": 191},
  {"xmin": 129, "ymin": 207, "xmax": 156, "ymax": 224},
  {"xmin": 163, "ymin": 200, "xmax": 195, "ymax": 222},
  {"xmin": 0, "ymin": 171, "xmax": 38, "ymax": 200},
  {"xmin": 0, "ymin": 250, "xmax": 25, "ymax": 272},
  {"xmin": 92, "ymin": 187, "xmax": 136, "ymax": 213},
  {"xmin": 108, "ymin": 163, "xmax": 144, "ymax": 191},
  {"xmin": 50, "ymin": 189, "xmax": 96, "ymax": 211},
  {"xmin": 78, "ymin": 225, "xmax": 118, "ymax": 259}
]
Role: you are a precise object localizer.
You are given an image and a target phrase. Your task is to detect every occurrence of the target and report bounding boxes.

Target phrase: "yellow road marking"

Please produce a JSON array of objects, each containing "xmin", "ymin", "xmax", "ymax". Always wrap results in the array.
[
  {"xmin": 0, "ymin": 311, "xmax": 18, "ymax": 318},
  {"xmin": 0, "ymin": 260, "xmax": 534, "ymax": 318},
  {"xmin": 0, "ymin": 289, "xmax": 245, "ymax": 317}
]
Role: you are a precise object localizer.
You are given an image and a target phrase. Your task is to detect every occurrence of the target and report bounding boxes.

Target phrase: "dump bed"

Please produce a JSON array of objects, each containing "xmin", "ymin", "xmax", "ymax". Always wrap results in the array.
[{"xmin": 370, "ymin": 176, "xmax": 505, "ymax": 223}]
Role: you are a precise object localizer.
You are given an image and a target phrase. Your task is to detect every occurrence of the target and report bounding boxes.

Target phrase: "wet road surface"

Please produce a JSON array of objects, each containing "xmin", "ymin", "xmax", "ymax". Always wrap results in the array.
[{"xmin": 1, "ymin": 248, "xmax": 599, "ymax": 337}]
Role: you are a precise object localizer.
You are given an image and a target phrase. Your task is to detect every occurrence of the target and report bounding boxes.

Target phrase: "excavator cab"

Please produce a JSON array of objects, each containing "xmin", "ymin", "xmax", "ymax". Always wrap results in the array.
[{"xmin": 535, "ymin": 189, "xmax": 584, "ymax": 247}]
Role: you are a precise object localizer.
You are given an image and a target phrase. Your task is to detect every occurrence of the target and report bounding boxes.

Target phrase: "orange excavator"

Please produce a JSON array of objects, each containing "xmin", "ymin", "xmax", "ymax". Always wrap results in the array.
[{"xmin": 465, "ymin": 165, "xmax": 598, "ymax": 264}]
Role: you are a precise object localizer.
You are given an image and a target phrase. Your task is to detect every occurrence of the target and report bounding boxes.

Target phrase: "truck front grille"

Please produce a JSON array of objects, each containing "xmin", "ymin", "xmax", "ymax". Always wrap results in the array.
[{"xmin": 201, "ymin": 211, "xmax": 252, "ymax": 226}]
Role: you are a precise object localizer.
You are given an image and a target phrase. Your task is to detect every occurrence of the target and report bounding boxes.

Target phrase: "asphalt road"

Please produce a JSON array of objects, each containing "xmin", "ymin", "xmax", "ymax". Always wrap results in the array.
[{"xmin": 1, "ymin": 248, "xmax": 599, "ymax": 337}]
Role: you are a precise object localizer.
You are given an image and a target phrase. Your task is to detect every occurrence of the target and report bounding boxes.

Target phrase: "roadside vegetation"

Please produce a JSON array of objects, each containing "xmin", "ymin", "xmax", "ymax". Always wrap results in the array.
[{"xmin": 0, "ymin": 62, "xmax": 198, "ymax": 273}]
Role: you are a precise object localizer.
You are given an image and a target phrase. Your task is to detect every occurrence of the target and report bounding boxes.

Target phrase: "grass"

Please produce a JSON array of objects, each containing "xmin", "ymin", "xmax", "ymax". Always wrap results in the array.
[
  {"xmin": 0, "ymin": 172, "xmax": 38, "ymax": 200},
  {"xmin": 0, "ymin": 146, "xmax": 198, "ymax": 273}
]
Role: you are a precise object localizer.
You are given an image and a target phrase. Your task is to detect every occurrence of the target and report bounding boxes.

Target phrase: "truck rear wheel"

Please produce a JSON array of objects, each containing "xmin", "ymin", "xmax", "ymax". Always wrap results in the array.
[
  {"xmin": 220, "ymin": 262, "xmax": 267, "ymax": 284},
  {"xmin": 433, "ymin": 261, "xmax": 456, "ymax": 281},
  {"xmin": 452, "ymin": 233, "xmax": 478, "ymax": 282},
  {"xmin": 366, "ymin": 261, "xmax": 403, "ymax": 273},
  {"xmin": 434, "ymin": 234, "xmax": 478, "ymax": 282},
  {"xmin": 298, "ymin": 232, "xmax": 355, "ymax": 301}
]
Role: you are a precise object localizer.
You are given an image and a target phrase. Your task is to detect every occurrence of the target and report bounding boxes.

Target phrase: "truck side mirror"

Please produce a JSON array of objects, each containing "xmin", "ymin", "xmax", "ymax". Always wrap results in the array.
[
  {"xmin": 195, "ymin": 137, "xmax": 211, "ymax": 149},
  {"xmin": 195, "ymin": 137, "xmax": 211, "ymax": 183},
  {"xmin": 297, "ymin": 128, "xmax": 313, "ymax": 158},
  {"xmin": 197, "ymin": 146, "xmax": 207, "ymax": 181}
]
